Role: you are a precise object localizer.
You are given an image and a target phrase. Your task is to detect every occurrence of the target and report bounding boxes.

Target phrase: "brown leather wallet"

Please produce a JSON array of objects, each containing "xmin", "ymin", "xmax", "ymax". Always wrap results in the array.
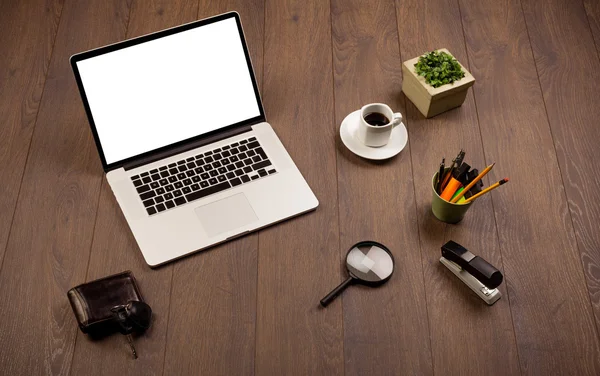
[{"xmin": 67, "ymin": 271, "xmax": 144, "ymax": 334}]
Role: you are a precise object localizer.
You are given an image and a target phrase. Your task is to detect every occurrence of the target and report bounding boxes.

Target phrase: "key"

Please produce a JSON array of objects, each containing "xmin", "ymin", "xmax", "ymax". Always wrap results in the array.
[
  {"xmin": 126, "ymin": 333, "xmax": 138, "ymax": 359},
  {"xmin": 185, "ymin": 181, "xmax": 231, "ymax": 202},
  {"xmin": 252, "ymin": 160, "xmax": 272, "ymax": 170},
  {"xmin": 255, "ymin": 147, "xmax": 267, "ymax": 159}
]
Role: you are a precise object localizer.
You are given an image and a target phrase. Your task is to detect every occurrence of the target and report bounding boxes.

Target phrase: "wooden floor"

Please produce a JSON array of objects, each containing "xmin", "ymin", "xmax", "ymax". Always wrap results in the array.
[{"xmin": 1, "ymin": 0, "xmax": 600, "ymax": 374}]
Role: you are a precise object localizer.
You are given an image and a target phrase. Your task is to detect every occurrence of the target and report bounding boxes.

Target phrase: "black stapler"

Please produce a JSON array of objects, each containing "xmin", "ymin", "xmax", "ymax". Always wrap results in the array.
[{"xmin": 440, "ymin": 241, "xmax": 503, "ymax": 305}]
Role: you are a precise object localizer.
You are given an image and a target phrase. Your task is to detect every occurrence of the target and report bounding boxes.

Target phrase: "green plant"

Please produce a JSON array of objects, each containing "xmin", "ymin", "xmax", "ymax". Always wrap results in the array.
[{"xmin": 414, "ymin": 51, "xmax": 465, "ymax": 88}]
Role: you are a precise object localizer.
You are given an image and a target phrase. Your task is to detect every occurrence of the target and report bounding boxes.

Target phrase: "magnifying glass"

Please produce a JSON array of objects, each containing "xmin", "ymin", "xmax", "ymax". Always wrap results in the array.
[{"xmin": 320, "ymin": 241, "xmax": 395, "ymax": 307}]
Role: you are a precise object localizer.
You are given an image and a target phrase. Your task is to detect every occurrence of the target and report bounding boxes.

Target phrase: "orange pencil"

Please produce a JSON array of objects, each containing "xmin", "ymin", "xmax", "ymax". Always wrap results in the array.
[
  {"xmin": 451, "ymin": 162, "xmax": 495, "ymax": 203},
  {"xmin": 463, "ymin": 178, "xmax": 509, "ymax": 203}
]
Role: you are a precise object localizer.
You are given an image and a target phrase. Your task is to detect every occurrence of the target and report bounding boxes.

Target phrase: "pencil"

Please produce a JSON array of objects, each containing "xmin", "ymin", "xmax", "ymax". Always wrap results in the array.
[
  {"xmin": 451, "ymin": 162, "xmax": 495, "ymax": 203},
  {"xmin": 463, "ymin": 178, "xmax": 509, "ymax": 203}
]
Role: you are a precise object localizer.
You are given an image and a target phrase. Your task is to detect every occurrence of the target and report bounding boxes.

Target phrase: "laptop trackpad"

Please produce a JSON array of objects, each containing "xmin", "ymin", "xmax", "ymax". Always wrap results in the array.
[{"xmin": 194, "ymin": 193, "xmax": 258, "ymax": 238}]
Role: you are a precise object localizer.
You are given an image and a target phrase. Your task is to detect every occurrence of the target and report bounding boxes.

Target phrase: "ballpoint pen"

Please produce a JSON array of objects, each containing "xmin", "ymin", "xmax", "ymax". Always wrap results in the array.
[{"xmin": 436, "ymin": 158, "xmax": 445, "ymax": 193}]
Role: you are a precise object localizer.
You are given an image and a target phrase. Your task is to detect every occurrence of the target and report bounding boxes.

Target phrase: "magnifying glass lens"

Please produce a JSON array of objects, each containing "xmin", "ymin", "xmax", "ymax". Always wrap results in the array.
[
  {"xmin": 346, "ymin": 244, "xmax": 394, "ymax": 282},
  {"xmin": 320, "ymin": 241, "xmax": 394, "ymax": 307}
]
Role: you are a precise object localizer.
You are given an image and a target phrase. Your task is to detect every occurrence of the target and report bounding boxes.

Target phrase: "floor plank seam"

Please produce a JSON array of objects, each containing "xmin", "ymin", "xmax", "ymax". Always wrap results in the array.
[
  {"xmin": 68, "ymin": 0, "xmax": 135, "ymax": 373},
  {"xmin": 159, "ymin": 265, "xmax": 176, "ymax": 376},
  {"xmin": 456, "ymin": 0, "xmax": 524, "ymax": 373},
  {"xmin": 582, "ymin": 0, "xmax": 600, "ymax": 65},
  {"xmin": 0, "ymin": 0, "xmax": 66, "ymax": 278},
  {"xmin": 391, "ymin": 1, "xmax": 435, "ymax": 374},
  {"xmin": 254, "ymin": 2, "xmax": 266, "ymax": 375},
  {"xmin": 68, "ymin": 177, "xmax": 105, "ymax": 376},
  {"xmin": 328, "ymin": 0, "xmax": 346, "ymax": 374},
  {"xmin": 518, "ymin": 0, "xmax": 600, "ymax": 347}
]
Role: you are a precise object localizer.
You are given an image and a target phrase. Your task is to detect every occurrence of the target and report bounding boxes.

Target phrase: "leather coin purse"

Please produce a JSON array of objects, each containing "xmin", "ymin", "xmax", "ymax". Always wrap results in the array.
[{"xmin": 67, "ymin": 270, "xmax": 152, "ymax": 358}]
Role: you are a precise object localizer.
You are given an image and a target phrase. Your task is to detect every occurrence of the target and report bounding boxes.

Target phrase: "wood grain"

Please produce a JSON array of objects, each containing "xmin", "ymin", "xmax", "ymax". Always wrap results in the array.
[
  {"xmin": 393, "ymin": 0, "xmax": 521, "ymax": 374},
  {"xmin": 255, "ymin": 0, "xmax": 343, "ymax": 374},
  {"xmin": 584, "ymin": 0, "xmax": 600, "ymax": 58},
  {"xmin": 69, "ymin": 1, "xmax": 198, "ymax": 375},
  {"xmin": 521, "ymin": 0, "xmax": 600, "ymax": 346},
  {"xmin": 330, "ymin": 1, "xmax": 432, "ymax": 374},
  {"xmin": 162, "ymin": 2, "xmax": 263, "ymax": 375},
  {"xmin": 1, "ymin": 0, "xmax": 599, "ymax": 374},
  {"xmin": 0, "ymin": 0, "xmax": 63, "ymax": 271},
  {"xmin": 0, "ymin": 1, "xmax": 130, "ymax": 375},
  {"xmin": 460, "ymin": 0, "xmax": 600, "ymax": 373}
]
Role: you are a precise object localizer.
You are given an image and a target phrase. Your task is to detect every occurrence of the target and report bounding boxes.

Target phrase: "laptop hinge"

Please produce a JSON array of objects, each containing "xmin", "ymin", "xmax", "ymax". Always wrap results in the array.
[{"xmin": 123, "ymin": 125, "xmax": 253, "ymax": 171}]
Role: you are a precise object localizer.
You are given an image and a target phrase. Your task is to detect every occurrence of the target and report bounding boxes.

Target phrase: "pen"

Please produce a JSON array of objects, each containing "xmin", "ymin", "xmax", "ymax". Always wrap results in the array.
[
  {"xmin": 441, "ymin": 149, "xmax": 465, "ymax": 191},
  {"xmin": 436, "ymin": 158, "xmax": 445, "ymax": 193},
  {"xmin": 463, "ymin": 178, "xmax": 509, "ymax": 203},
  {"xmin": 451, "ymin": 162, "xmax": 495, "ymax": 203},
  {"xmin": 454, "ymin": 149, "xmax": 466, "ymax": 168}
]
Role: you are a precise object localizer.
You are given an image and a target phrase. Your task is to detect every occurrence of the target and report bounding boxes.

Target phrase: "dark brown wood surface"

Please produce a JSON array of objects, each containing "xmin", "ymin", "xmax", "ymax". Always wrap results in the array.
[
  {"xmin": 0, "ymin": 0, "xmax": 63, "ymax": 273},
  {"xmin": 164, "ymin": 2, "xmax": 262, "ymax": 375},
  {"xmin": 0, "ymin": 0, "xmax": 599, "ymax": 375},
  {"xmin": 395, "ymin": 0, "xmax": 521, "ymax": 374},
  {"xmin": 585, "ymin": 0, "xmax": 600, "ymax": 57},
  {"xmin": 70, "ymin": 1, "xmax": 196, "ymax": 375},
  {"xmin": 522, "ymin": 0, "xmax": 600, "ymax": 346},
  {"xmin": 330, "ymin": 1, "xmax": 432, "ymax": 374},
  {"xmin": 460, "ymin": 0, "xmax": 600, "ymax": 374},
  {"xmin": 256, "ymin": 0, "xmax": 343, "ymax": 374}
]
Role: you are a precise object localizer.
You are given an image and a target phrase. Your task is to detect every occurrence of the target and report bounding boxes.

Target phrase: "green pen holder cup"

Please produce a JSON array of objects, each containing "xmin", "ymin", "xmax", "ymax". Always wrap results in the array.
[{"xmin": 431, "ymin": 170, "xmax": 473, "ymax": 224}]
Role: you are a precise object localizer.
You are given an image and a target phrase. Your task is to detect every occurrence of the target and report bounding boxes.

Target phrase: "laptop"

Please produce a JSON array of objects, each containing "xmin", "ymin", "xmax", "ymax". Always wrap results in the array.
[{"xmin": 71, "ymin": 12, "xmax": 318, "ymax": 267}]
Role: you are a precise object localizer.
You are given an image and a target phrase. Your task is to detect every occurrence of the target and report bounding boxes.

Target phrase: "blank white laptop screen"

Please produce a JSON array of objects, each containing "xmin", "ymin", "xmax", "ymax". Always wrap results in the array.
[{"xmin": 76, "ymin": 17, "xmax": 261, "ymax": 165}]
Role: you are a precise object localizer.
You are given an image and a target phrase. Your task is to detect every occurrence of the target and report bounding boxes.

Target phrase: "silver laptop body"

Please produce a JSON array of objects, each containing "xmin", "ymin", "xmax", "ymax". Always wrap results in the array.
[{"xmin": 71, "ymin": 12, "xmax": 318, "ymax": 266}]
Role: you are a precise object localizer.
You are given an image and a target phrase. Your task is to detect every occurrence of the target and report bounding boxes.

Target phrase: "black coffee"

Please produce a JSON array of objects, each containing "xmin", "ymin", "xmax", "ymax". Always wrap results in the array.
[{"xmin": 363, "ymin": 112, "xmax": 390, "ymax": 126}]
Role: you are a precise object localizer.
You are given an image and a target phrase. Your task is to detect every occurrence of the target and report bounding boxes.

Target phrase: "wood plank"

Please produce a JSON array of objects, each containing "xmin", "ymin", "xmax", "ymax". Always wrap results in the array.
[
  {"xmin": 69, "ymin": 1, "xmax": 198, "ymax": 375},
  {"xmin": 459, "ymin": 0, "xmax": 600, "ymax": 373},
  {"xmin": 162, "ymin": 2, "xmax": 264, "ymax": 375},
  {"xmin": 329, "ymin": 1, "xmax": 432, "ymax": 374},
  {"xmin": 0, "ymin": 1, "xmax": 130, "ymax": 375},
  {"xmin": 522, "ymin": 0, "xmax": 600, "ymax": 346},
  {"xmin": 393, "ymin": 0, "xmax": 521, "ymax": 374},
  {"xmin": 584, "ymin": 0, "xmax": 600, "ymax": 57},
  {"xmin": 0, "ymin": 0, "xmax": 63, "ymax": 269},
  {"xmin": 255, "ymin": 0, "xmax": 343, "ymax": 374}
]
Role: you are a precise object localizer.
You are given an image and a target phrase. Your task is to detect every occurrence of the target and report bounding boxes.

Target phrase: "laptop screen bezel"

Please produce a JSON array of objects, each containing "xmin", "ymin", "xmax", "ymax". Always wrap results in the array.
[{"xmin": 70, "ymin": 12, "xmax": 265, "ymax": 172}]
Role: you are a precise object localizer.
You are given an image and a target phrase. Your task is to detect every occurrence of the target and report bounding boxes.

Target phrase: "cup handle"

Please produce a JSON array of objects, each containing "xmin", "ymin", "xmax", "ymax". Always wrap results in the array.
[{"xmin": 392, "ymin": 112, "xmax": 402, "ymax": 128}]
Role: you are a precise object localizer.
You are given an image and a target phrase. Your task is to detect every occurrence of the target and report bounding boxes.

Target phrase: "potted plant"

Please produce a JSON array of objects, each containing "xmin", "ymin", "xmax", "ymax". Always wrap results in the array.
[{"xmin": 402, "ymin": 49, "xmax": 475, "ymax": 118}]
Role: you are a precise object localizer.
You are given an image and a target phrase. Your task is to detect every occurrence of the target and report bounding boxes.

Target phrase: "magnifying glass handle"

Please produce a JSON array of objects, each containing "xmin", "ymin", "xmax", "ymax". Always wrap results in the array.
[{"xmin": 320, "ymin": 277, "xmax": 353, "ymax": 307}]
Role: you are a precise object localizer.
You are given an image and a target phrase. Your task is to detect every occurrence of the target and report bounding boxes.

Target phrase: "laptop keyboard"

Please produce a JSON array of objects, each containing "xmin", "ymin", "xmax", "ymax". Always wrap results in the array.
[{"xmin": 130, "ymin": 137, "xmax": 276, "ymax": 216}]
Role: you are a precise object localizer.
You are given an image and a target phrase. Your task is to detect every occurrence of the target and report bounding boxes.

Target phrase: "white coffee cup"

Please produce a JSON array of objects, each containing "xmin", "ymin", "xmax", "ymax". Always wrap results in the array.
[{"xmin": 356, "ymin": 103, "xmax": 402, "ymax": 147}]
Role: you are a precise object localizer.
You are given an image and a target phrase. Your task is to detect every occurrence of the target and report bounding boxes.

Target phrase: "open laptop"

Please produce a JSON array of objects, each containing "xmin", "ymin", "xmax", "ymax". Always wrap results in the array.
[{"xmin": 71, "ymin": 12, "xmax": 318, "ymax": 267}]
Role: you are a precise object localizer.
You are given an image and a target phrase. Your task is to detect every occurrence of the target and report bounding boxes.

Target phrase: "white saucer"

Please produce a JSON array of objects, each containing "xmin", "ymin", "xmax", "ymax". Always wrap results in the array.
[{"xmin": 339, "ymin": 110, "xmax": 408, "ymax": 160}]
